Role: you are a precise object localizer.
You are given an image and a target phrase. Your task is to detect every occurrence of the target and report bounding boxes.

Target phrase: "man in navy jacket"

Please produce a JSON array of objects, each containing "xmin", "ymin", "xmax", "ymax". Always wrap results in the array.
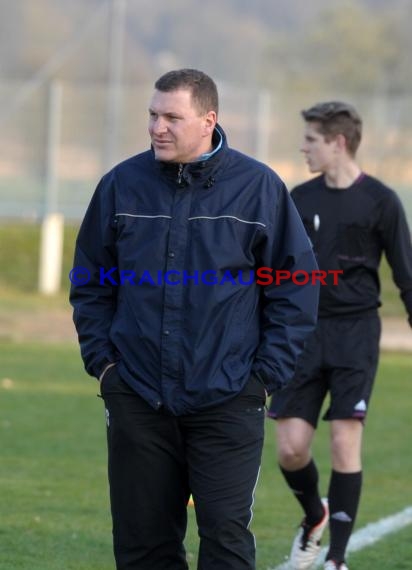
[{"xmin": 70, "ymin": 68, "xmax": 319, "ymax": 570}]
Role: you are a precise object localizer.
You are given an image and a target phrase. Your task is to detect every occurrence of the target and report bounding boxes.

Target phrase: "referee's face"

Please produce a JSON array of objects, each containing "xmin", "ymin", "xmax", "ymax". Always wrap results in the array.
[{"xmin": 300, "ymin": 122, "xmax": 337, "ymax": 174}]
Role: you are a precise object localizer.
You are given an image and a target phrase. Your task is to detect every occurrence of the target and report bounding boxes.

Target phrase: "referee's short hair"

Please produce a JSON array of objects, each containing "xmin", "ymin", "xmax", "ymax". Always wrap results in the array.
[{"xmin": 302, "ymin": 101, "xmax": 362, "ymax": 156}]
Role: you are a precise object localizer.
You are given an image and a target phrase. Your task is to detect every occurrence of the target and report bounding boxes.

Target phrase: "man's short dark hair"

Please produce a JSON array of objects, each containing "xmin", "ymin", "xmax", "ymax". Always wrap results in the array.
[
  {"xmin": 154, "ymin": 69, "xmax": 219, "ymax": 116},
  {"xmin": 302, "ymin": 101, "xmax": 362, "ymax": 156}
]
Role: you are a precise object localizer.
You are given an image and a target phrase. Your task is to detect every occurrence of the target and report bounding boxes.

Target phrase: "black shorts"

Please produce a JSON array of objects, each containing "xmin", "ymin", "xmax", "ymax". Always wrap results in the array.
[{"xmin": 267, "ymin": 315, "xmax": 381, "ymax": 427}]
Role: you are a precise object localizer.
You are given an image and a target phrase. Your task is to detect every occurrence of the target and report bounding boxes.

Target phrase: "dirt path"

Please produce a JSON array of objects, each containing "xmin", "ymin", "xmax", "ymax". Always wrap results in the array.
[
  {"xmin": 0, "ymin": 307, "xmax": 77, "ymax": 343},
  {"xmin": 379, "ymin": 316, "xmax": 412, "ymax": 352},
  {"xmin": 0, "ymin": 307, "xmax": 410, "ymax": 351}
]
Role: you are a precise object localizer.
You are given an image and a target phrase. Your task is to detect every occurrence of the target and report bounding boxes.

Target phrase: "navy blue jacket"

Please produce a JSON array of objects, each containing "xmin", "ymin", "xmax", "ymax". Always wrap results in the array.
[{"xmin": 70, "ymin": 126, "xmax": 319, "ymax": 414}]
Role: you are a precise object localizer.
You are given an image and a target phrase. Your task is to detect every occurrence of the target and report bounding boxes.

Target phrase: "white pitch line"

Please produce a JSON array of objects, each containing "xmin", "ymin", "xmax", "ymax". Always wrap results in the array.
[{"xmin": 268, "ymin": 505, "xmax": 412, "ymax": 570}]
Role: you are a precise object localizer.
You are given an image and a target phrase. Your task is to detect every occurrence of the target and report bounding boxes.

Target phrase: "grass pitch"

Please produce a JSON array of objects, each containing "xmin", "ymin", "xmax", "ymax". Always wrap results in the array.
[{"xmin": 0, "ymin": 344, "xmax": 411, "ymax": 569}]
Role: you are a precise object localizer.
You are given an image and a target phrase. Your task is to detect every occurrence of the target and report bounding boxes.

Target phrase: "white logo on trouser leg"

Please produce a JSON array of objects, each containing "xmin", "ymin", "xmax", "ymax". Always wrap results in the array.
[
  {"xmin": 331, "ymin": 511, "xmax": 352, "ymax": 522},
  {"xmin": 105, "ymin": 408, "xmax": 110, "ymax": 427},
  {"xmin": 354, "ymin": 399, "xmax": 367, "ymax": 412}
]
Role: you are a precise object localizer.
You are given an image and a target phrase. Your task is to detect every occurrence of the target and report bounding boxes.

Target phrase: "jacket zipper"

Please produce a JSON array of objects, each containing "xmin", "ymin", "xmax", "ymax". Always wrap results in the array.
[{"xmin": 177, "ymin": 163, "xmax": 183, "ymax": 185}]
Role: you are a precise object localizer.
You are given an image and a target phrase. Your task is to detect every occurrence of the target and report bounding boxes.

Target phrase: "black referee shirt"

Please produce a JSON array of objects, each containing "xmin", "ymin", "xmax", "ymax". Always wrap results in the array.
[{"xmin": 291, "ymin": 173, "xmax": 412, "ymax": 323}]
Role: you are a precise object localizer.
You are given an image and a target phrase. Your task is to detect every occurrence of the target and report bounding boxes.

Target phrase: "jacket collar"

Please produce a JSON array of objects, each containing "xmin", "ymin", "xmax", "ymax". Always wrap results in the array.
[{"xmin": 153, "ymin": 124, "xmax": 227, "ymax": 189}]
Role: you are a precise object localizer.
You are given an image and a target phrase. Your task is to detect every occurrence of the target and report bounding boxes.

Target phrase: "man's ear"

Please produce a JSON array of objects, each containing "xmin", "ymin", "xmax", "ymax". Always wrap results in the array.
[
  {"xmin": 203, "ymin": 110, "xmax": 217, "ymax": 135},
  {"xmin": 335, "ymin": 133, "xmax": 348, "ymax": 153}
]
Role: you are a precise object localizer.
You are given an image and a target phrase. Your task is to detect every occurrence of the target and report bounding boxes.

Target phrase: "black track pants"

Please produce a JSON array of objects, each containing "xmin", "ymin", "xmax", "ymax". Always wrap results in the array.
[{"xmin": 100, "ymin": 367, "xmax": 265, "ymax": 570}]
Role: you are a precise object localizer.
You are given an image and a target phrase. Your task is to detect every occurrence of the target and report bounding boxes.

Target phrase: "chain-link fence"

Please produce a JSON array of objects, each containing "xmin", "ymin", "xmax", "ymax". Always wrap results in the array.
[{"xmin": 1, "ymin": 80, "xmax": 412, "ymax": 223}]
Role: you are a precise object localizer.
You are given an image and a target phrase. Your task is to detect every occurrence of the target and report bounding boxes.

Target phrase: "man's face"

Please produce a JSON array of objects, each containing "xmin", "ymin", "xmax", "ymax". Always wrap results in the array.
[
  {"xmin": 148, "ymin": 88, "xmax": 216, "ymax": 163},
  {"xmin": 300, "ymin": 122, "xmax": 338, "ymax": 173}
]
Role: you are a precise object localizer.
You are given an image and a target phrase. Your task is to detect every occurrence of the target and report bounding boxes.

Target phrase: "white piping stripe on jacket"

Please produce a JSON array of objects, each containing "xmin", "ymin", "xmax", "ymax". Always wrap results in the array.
[
  {"xmin": 115, "ymin": 213, "xmax": 172, "ymax": 219},
  {"xmin": 188, "ymin": 215, "xmax": 266, "ymax": 228},
  {"xmin": 115, "ymin": 213, "xmax": 267, "ymax": 227}
]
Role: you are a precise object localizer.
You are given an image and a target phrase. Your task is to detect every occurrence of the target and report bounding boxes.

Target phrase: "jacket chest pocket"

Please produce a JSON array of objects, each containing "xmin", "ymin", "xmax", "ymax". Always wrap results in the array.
[{"xmin": 337, "ymin": 223, "xmax": 371, "ymax": 263}]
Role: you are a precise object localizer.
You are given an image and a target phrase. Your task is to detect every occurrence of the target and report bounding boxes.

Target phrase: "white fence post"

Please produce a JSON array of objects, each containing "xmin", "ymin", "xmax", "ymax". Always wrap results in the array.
[
  {"xmin": 38, "ymin": 213, "xmax": 64, "ymax": 295},
  {"xmin": 256, "ymin": 89, "xmax": 271, "ymax": 164},
  {"xmin": 38, "ymin": 80, "xmax": 64, "ymax": 295}
]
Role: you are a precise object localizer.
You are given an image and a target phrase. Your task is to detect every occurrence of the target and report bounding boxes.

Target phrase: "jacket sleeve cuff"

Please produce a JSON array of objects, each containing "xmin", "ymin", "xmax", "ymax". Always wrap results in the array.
[
  {"xmin": 251, "ymin": 367, "xmax": 284, "ymax": 396},
  {"xmin": 98, "ymin": 362, "xmax": 117, "ymax": 382},
  {"xmin": 93, "ymin": 357, "xmax": 117, "ymax": 380}
]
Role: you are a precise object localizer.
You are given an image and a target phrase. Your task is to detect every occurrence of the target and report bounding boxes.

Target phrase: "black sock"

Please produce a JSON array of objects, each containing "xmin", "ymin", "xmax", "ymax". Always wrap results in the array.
[
  {"xmin": 326, "ymin": 470, "xmax": 362, "ymax": 563},
  {"xmin": 280, "ymin": 459, "xmax": 324, "ymax": 526}
]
